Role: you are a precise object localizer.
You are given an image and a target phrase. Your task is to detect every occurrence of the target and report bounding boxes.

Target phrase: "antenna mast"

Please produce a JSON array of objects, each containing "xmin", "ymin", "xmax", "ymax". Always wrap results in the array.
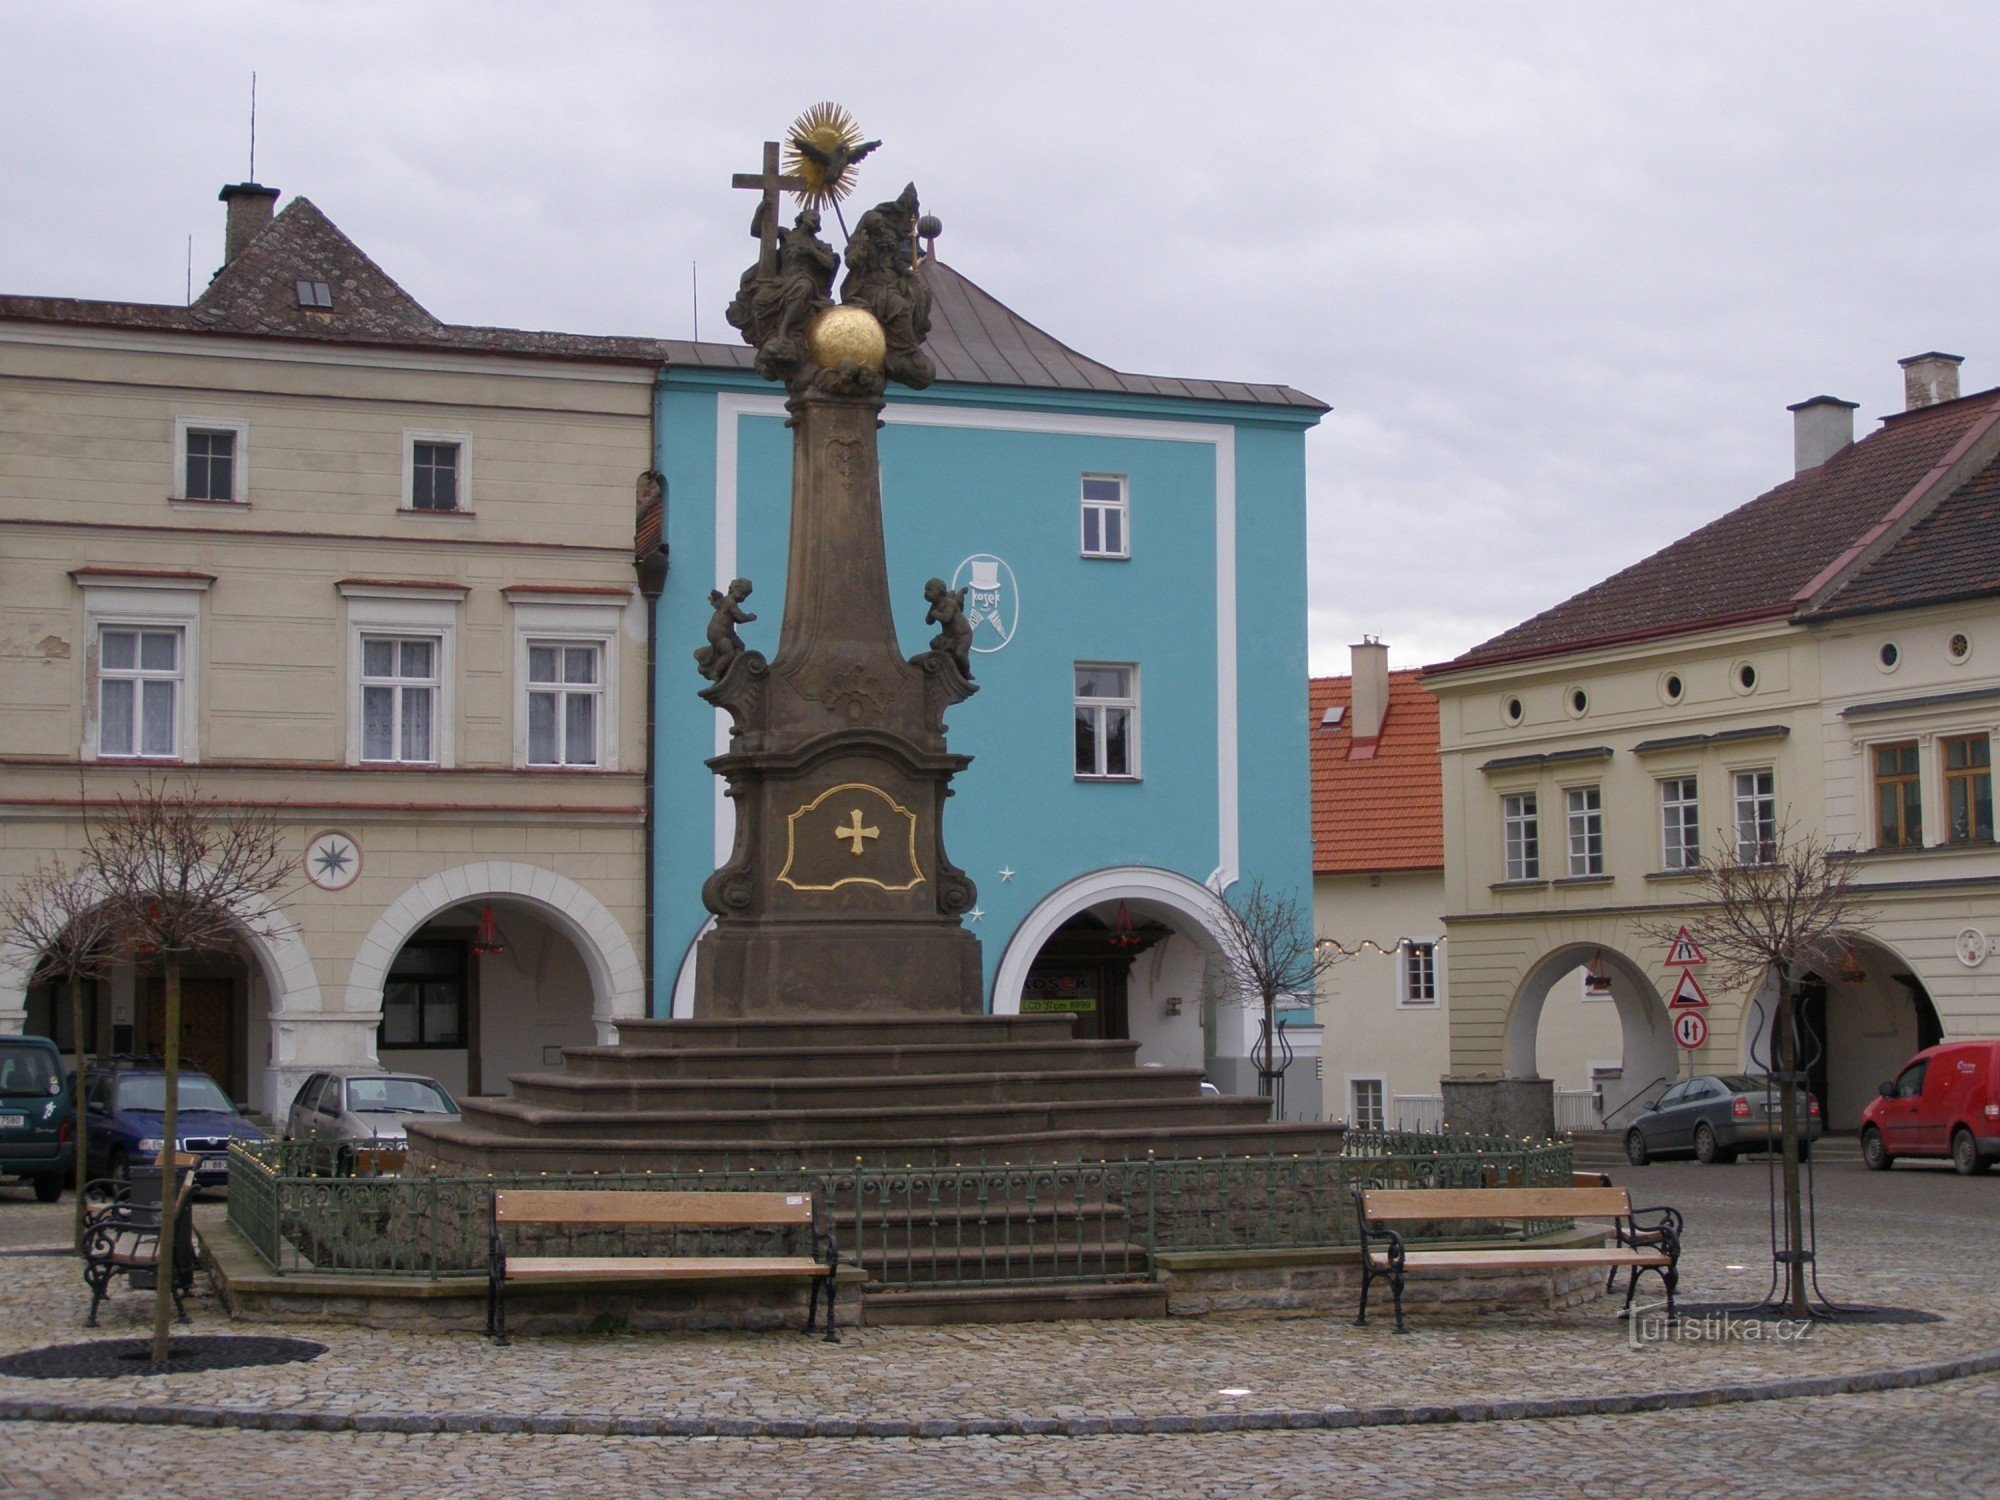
[{"xmin": 249, "ymin": 72, "xmax": 258, "ymax": 181}]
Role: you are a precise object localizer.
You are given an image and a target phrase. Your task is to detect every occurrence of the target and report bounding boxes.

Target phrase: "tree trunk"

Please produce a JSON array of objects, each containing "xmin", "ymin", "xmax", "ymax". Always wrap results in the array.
[
  {"xmin": 1776, "ymin": 976, "xmax": 1808, "ymax": 1316},
  {"xmin": 1260, "ymin": 992, "xmax": 1277, "ymax": 1117},
  {"xmin": 70, "ymin": 977, "xmax": 88, "ymax": 1244},
  {"xmin": 151, "ymin": 953, "xmax": 181, "ymax": 1366}
]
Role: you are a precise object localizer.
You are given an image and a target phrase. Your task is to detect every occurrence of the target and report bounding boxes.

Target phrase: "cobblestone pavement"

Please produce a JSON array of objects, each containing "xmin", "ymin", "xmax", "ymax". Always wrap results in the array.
[{"xmin": 1, "ymin": 1158, "xmax": 1994, "ymax": 1495}]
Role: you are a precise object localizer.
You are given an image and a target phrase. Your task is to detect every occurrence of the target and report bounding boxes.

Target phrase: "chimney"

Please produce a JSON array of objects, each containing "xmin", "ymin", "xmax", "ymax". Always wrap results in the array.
[
  {"xmin": 218, "ymin": 182, "xmax": 279, "ymax": 267},
  {"xmin": 1349, "ymin": 637, "xmax": 1390, "ymax": 745},
  {"xmin": 1898, "ymin": 351, "xmax": 1963, "ymax": 411},
  {"xmin": 1786, "ymin": 395, "xmax": 1858, "ymax": 473}
]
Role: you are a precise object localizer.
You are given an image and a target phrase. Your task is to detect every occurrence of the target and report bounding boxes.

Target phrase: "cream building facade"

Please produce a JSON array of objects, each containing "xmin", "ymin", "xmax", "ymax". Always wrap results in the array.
[
  {"xmin": 1429, "ymin": 355, "xmax": 2000, "ymax": 1134},
  {"xmin": 0, "ymin": 184, "xmax": 663, "ymax": 1116}
]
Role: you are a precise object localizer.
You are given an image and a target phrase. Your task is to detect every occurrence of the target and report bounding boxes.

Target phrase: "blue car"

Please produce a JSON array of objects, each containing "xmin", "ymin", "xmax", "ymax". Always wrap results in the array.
[{"xmin": 83, "ymin": 1060, "xmax": 267, "ymax": 1188}]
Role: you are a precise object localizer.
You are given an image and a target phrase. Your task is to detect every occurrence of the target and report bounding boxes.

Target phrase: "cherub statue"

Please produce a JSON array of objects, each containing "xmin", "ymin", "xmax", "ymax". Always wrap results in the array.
[
  {"xmin": 726, "ymin": 208, "xmax": 838, "ymax": 384},
  {"xmin": 841, "ymin": 183, "xmax": 936, "ymax": 389},
  {"xmin": 924, "ymin": 577, "xmax": 972, "ymax": 678},
  {"xmin": 694, "ymin": 578, "xmax": 757, "ymax": 681}
]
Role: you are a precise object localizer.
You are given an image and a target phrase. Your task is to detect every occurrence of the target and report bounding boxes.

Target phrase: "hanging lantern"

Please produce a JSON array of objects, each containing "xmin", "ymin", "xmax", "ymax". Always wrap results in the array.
[
  {"xmin": 472, "ymin": 902, "xmax": 506, "ymax": 957},
  {"xmin": 1584, "ymin": 950, "xmax": 1613, "ymax": 996},
  {"xmin": 1836, "ymin": 944, "xmax": 1866, "ymax": 985},
  {"xmin": 1108, "ymin": 901, "xmax": 1144, "ymax": 950}
]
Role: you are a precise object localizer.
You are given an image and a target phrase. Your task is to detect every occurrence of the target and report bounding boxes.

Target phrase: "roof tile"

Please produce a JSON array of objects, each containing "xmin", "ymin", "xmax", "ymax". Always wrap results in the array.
[{"xmin": 1310, "ymin": 671, "xmax": 1443, "ymax": 874}]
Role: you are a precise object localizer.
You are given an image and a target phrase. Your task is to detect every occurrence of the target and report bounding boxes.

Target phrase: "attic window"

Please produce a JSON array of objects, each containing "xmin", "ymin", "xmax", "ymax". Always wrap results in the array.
[
  {"xmin": 1320, "ymin": 704, "xmax": 1346, "ymax": 730},
  {"xmin": 295, "ymin": 280, "xmax": 334, "ymax": 309}
]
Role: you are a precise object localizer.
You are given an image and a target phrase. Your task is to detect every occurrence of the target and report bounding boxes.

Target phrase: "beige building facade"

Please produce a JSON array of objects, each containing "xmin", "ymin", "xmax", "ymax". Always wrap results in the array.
[{"xmin": 0, "ymin": 185, "xmax": 662, "ymax": 1116}]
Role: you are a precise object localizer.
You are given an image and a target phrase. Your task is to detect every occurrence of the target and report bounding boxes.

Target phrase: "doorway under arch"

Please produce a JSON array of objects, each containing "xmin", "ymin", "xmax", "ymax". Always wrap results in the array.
[{"xmin": 1504, "ymin": 943, "xmax": 1678, "ymax": 1127}]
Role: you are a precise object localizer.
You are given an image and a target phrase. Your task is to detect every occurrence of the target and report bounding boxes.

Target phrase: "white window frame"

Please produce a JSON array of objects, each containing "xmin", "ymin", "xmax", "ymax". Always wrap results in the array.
[
  {"xmin": 1080, "ymin": 473, "xmax": 1130, "ymax": 560},
  {"xmin": 1347, "ymin": 1075, "xmax": 1388, "ymax": 1131},
  {"xmin": 340, "ymin": 585, "xmax": 460, "ymax": 767},
  {"xmin": 172, "ymin": 416, "xmax": 249, "ymax": 504},
  {"xmin": 1659, "ymin": 774, "xmax": 1700, "ymax": 871},
  {"xmin": 1398, "ymin": 939, "xmax": 1441, "ymax": 1007},
  {"xmin": 1502, "ymin": 790, "xmax": 1540, "ymax": 880},
  {"xmin": 401, "ymin": 429, "xmax": 473, "ymax": 514},
  {"xmin": 1565, "ymin": 784, "xmax": 1604, "ymax": 876},
  {"xmin": 1074, "ymin": 661, "xmax": 1140, "ymax": 780},
  {"xmin": 78, "ymin": 578, "xmax": 207, "ymax": 763},
  {"xmin": 1732, "ymin": 766, "xmax": 1777, "ymax": 863},
  {"xmin": 508, "ymin": 597, "xmax": 625, "ymax": 771}
]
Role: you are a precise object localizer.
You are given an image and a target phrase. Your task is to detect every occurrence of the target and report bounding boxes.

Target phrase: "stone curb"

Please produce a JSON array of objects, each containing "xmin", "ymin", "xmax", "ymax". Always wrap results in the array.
[{"xmin": 1, "ymin": 1346, "xmax": 1997, "ymax": 1440}]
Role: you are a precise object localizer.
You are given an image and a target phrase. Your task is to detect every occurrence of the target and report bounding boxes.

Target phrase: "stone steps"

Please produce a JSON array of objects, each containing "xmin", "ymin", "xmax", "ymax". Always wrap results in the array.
[
  {"xmin": 610, "ymin": 1015, "xmax": 1085, "ymax": 1050},
  {"xmin": 559, "ymin": 1038, "xmax": 1144, "ymax": 1080},
  {"xmin": 860, "ymin": 1280, "xmax": 1168, "ymax": 1326},
  {"xmin": 502, "ymin": 1065, "xmax": 1208, "ymax": 1113}
]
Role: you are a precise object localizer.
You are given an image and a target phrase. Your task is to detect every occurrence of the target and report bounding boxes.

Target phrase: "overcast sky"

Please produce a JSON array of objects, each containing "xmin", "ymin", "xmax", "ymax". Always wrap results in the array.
[{"xmin": 7, "ymin": 2, "xmax": 1997, "ymax": 675}]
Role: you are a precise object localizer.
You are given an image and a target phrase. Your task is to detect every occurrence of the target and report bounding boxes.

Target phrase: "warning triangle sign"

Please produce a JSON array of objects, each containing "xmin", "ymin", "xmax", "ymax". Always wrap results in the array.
[
  {"xmin": 1668, "ymin": 969, "xmax": 1709, "ymax": 1010},
  {"xmin": 1662, "ymin": 926, "xmax": 1706, "ymax": 967}
]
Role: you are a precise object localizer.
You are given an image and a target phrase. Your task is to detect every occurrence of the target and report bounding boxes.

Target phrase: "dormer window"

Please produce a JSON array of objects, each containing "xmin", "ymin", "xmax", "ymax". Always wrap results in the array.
[{"xmin": 295, "ymin": 279, "xmax": 333, "ymax": 309}]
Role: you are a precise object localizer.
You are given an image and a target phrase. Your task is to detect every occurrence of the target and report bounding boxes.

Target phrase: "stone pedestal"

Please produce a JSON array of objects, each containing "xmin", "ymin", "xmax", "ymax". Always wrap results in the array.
[
  {"xmin": 692, "ymin": 384, "xmax": 982, "ymax": 1017},
  {"xmin": 1442, "ymin": 1076, "xmax": 1556, "ymax": 1140}
]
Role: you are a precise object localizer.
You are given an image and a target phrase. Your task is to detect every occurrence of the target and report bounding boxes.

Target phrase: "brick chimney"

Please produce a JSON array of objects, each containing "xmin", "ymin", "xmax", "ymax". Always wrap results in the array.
[
  {"xmin": 1349, "ymin": 637, "xmax": 1390, "ymax": 748},
  {"xmin": 1786, "ymin": 395, "xmax": 1858, "ymax": 473},
  {"xmin": 1898, "ymin": 351, "xmax": 1963, "ymax": 411},
  {"xmin": 218, "ymin": 182, "xmax": 279, "ymax": 266}
]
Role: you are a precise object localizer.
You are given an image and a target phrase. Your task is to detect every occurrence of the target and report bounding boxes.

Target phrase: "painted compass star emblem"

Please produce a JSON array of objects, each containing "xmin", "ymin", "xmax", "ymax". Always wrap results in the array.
[{"xmin": 304, "ymin": 830, "xmax": 362, "ymax": 892}]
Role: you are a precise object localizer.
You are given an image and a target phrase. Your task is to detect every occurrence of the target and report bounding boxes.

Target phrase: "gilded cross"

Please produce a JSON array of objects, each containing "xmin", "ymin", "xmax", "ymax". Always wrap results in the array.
[
  {"xmin": 732, "ymin": 140, "xmax": 807, "ymax": 278},
  {"xmin": 835, "ymin": 808, "xmax": 880, "ymax": 856}
]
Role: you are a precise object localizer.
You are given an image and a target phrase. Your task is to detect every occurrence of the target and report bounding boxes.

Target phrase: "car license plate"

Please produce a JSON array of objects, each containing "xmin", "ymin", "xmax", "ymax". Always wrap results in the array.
[
  {"xmin": 201, "ymin": 1155, "xmax": 227, "ymax": 1173},
  {"xmin": 0, "ymin": 1113, "xmax": 22, "ymax": 1130}
]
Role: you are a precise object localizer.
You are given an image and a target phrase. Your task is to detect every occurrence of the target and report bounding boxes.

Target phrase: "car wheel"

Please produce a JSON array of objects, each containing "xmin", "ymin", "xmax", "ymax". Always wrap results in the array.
[
  {"xmin": 108, "ymin": 1149, "xmax": 130, "ymax": 1184},
  {"xmin": 1694, "ymin": 1123, "xmax": 1724, "ymax": 1165},
  {"xmin": 1795, "ymin": 1140, "xmax": 1811, "ymax": 1164},
  {"xmin": 1952, "ymin": 1128, "xmax": 1991, "ymax": 1176},
  {"xmin": 335, "ymin": 1145, "xmax": 355, "ymax": 1178},
  {"xmin": 1624, "ymin": 1129, "xmax": 1650, "ymax": 1166},
  {"xmin": 32, "ymin": 1174, "xmax": 62, "ymax": 1203},
  {"xmin": 1861, "ymin": 1127, "xmax": 1893, "ymax": 1171}
]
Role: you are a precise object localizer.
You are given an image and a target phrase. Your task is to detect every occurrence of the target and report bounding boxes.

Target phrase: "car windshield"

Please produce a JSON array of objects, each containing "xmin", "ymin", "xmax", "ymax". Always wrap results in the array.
[
  {"xmin": 113, "ymin": 1074, "xmax": 234, "ymax": 1114},
  {"xmin": 343, "ymin": 1077, "xmax": 455, "ymax": 1114},
  {"xmin": 0, "ymin": 1048, "xmax": 61, "ymax": 1097}
]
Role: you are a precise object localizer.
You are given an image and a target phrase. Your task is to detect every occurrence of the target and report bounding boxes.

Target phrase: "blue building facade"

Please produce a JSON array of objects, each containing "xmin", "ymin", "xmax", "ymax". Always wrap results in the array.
[{"xmin": 650, "ymin": 263, "xmax": 1325, "ymax": 1089}]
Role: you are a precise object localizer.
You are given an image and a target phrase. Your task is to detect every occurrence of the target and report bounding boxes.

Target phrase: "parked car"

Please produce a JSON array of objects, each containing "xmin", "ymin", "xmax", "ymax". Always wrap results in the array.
[
  {"xmin": 83, "ymin": 1058, "xmax": 267, "ymax": 1188},
  {"xmin": 0, "ymin": 1034, "xmax": 74, "ymax": 1202},
  {"xmin": 1624, "ymin": 1074, "xmax": 1822, "ymax": 1165},
  {"xmin": 1859, "ymin": 1039, "xmax": 2000, "ymax": 1175},
  {"xmin": 284, "ymin": 1069, "xmax": 458, "ymax": 1172}
]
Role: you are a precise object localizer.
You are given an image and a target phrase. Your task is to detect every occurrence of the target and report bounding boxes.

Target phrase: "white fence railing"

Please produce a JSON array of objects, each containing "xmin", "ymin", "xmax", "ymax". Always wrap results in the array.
[
  {"xmin": 1391, "ymin": 1093, "xmax": 1444, "ymax": 1133},
  {"xmin": 1554, "ymin": 1088, "xmax": 1603, "ymax": 1135}
]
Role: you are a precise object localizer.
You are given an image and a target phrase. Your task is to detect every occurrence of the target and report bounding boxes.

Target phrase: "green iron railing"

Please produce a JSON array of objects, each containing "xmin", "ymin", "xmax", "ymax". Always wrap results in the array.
[{"xmin": 226, "ymin": 1132, "xmax": 1574, "ymax": 1288}]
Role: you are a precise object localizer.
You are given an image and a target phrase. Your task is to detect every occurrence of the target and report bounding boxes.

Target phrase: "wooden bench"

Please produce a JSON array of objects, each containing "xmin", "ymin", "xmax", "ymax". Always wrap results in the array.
[
  {"xmin": 487, "ymin": 1189, "xmax": 840, "ymax": 1345},
  {"xmin": 1352, "ymin": 1184, "xmax": 1681, "ymax": 1333},
  {"xmin": 80, "ymin": 1153, "xmax": 200, "ymax": 1328}
]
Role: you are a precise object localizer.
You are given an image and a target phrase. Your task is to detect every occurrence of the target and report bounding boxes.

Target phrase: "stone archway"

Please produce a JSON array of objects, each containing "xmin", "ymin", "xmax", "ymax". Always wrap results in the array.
[{"xmin": 1503, "ymin": 942, "xmax": 1677, "ymax": 1127}]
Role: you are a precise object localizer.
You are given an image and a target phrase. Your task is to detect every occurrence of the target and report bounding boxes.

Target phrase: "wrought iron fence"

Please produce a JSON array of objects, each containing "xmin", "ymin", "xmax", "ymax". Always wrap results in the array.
[{"xmin": 226, "ymin": 1132, "xmax": 1573, "ymax": 1289}]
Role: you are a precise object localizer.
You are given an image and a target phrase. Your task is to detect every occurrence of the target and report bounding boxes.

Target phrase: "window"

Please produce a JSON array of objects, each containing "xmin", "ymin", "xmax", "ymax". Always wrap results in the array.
[
  {"xmin": 1565, "ymin": 786, "xmax": 1603, "ymax": 876},
  {"xmin": 97, "ymin": 627, "xmax": 182, "ymax": 758},
  {"xmin": 1873, "ymin": 741, "xmax": 1923, "ymax": 849},
  {"xmin": 1074, "ymin": 663, "xmax": 1138, "ymax": 778},
  {"xmin": 379, "ymin": 940, "xmax": 467, "ymax": 1049},
  {"xmin": 526, "ymin": 641, "xmax": 601, "ymax": 767},
  {"xmin": 172, "ymin": 416, "xmax": 248, "ymax": 503},
  {"xmin": 1080, "ymin": 474, "xmax": 1128, "ymax": 559},
  {"xmin": 402, "ymin": 430, "xmax": 471, "ymax": 512},
  {"xmin": 360, "ymin": 636, "xmax": 438, "ymax": 763},
  {"xmin": 1733, "ymin": 768, "xmax": 1776, "ymax": 863},
  {"xmin": 295, "ymin": 279, "xmax": 333, "ymax": 309},
  {"xmin": 1502, "ymin": 792, "xmax": 1539, "ymax": 880},
  {"xmin": 1660, "ymin": 776, "xmax": 1700, "ymax": 871},
  {"xmin": 1943, "ymin": 735, "xmax": 1993, "ymax": 844},
  {"xmin": 1348, "ymin": 1077, "xmax": 1386, "ymax": 1131},
  {"xmin": 1400, "ymin": 941, "xmax": 1438, "ymax": 1006}
]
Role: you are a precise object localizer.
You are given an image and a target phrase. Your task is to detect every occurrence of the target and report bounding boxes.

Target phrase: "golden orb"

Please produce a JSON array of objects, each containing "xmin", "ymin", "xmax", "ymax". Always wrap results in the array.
[{"xmin": 807, "ymin": 305, "xmax": 886, "ymax": 370}]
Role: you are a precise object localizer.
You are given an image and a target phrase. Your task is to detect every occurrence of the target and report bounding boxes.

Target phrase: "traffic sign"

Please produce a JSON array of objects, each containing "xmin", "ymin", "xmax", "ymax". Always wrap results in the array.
[
  {"xmin": 1673, "ymin": 1011, "xmax": 1709, "ymax": 1050},
  {"xmin": 1667, "ymin": 969, "xmax": 1709, "ymax": 1010},
  {"xmin": 1662, "ymin": 926, "xmax": 1706, "ymax": 967}
]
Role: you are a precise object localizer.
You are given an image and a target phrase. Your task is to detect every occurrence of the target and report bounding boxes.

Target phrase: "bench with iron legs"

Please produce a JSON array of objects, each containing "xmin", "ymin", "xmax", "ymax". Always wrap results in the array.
[
  {"xmin": 80, "ymin": 1156, "xmax": 199, "ymax": 1328},
  {"xmin": 487, "ymin": 1188, "xmax": 841, "ymax": 1345},
  {"xmin": 1352, "ymin": 1184, "xmax": 1682, "ymax": 1333}
]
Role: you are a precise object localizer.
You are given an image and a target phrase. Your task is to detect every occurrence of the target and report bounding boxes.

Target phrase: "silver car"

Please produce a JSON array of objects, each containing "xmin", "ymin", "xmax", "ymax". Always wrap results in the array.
[
  {"xmin": 1624, "ymin": 1073, "xmax": 1823, "ymax": 1165},
  {"xmin": 285, "ymin": 1070, "xmax": 458, "ymax": 1172}
]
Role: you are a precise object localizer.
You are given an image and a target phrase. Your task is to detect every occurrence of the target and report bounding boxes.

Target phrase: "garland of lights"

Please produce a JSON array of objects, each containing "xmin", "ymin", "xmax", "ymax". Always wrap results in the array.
[{"xmin": 1313, "ymin": 934, "xmax": 1449, "ymax": 958}]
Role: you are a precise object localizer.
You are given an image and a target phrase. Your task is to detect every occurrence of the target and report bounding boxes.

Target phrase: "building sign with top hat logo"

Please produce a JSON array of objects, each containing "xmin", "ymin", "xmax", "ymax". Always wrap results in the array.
[{"xmin": 952, "ymin": 553, "xmax": 1017, "ymax": 654}]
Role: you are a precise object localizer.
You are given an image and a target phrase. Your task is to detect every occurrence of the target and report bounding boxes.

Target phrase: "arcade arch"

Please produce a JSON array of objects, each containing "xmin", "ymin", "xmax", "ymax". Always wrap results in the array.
[{"xmin": 1504, "ymin": 942, "xmax": 1677, "ymax": 1126}]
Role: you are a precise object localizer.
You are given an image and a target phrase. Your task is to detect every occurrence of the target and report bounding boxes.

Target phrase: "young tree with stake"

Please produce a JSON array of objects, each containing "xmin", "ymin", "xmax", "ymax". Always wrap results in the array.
[{"xmin": 1207, "ymin": 878, "xmax": 1345, "ymax": 1116}]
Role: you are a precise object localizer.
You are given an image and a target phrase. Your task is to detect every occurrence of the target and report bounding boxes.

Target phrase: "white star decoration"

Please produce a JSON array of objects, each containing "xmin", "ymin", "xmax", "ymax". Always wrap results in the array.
[
  {"xmin": 967, "ymin": 906, "xmax": 986, "ymax": 923},
  {"xmin": 998, "ymin": 867, "xmax": 1015, "ymax": 883}
]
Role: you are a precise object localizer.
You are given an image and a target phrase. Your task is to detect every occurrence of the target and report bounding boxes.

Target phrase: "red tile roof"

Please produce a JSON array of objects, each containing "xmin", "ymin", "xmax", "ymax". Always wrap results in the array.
[
  {"xmin": 1310, "ymin": 670, "xmax": 1442, "ymax": 874},
  {"xmin": 1433, "ymin": 391, "xmax": 2000, "ymax": 674}
]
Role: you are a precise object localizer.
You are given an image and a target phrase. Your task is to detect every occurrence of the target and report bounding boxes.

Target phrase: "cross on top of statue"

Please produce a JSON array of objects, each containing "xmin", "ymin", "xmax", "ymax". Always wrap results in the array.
[{"xmin": 732, "ymin": 141, "xmax": 806, "ymax": 277}]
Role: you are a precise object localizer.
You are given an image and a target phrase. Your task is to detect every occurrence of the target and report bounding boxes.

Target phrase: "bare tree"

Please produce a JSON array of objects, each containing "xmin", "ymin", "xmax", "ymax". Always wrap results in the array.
[
  {"xmin": 1642, "ymin": 826, "xmax": 1871, "ymax": 1316},
  {"xmin": 1208, "ymin": 878, "xmax": 1345, "ymax": 1115},
  {"xmin": 83, "ymin": 783, "xmax": 292, "ymax": 1366},
  {"xmin": 0, "ymin": 859, "xmax": 121, "ymax": 1234}
]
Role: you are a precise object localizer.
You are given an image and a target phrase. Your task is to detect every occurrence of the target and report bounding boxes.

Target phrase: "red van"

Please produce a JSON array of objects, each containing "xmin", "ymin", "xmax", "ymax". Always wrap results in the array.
[{"xmin": 1859, "ymin": 1039, "xmax": 2000, "ymax": 1175}]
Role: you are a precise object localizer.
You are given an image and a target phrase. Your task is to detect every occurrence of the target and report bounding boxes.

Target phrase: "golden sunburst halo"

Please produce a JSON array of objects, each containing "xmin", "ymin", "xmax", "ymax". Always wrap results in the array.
[{"xmin": 783, "ymin": 101, "xmax": 871, "ymax": 208}]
